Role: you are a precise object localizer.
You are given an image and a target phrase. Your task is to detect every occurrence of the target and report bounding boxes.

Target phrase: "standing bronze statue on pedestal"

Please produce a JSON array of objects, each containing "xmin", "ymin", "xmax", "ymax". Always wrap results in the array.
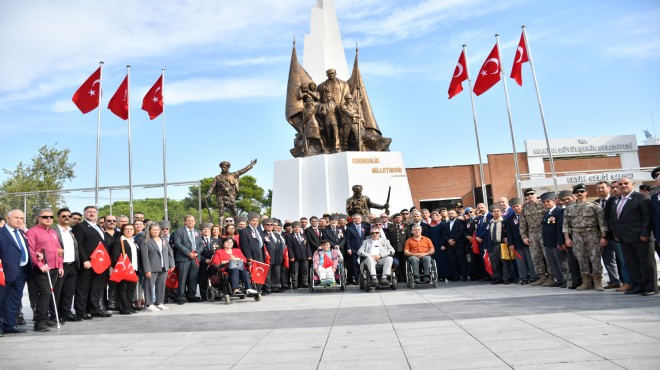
[
  {"xmin": 346, "ymin": 185, "xmax": 389, "ymax": 217},
  {"xmin": 205, "ymin": 159, "xmax": 257, "ymax": 219}
]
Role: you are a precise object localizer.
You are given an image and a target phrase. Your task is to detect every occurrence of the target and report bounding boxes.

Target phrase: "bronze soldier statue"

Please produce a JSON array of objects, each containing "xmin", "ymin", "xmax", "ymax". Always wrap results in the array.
[
  {"xmin": 205, "ymin": 159, "xmax": 257, "ymax": 218},
  {"xmin": 345, "ymin": 185, "xmax": 388, "ymax": 217}
]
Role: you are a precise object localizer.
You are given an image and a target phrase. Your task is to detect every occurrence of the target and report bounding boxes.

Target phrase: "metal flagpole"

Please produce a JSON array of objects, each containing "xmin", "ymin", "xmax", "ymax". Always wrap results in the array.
[
  {"xmin": 522, "ymin": 26, "xmax": 558, "ymax": 193},
  {"xmin": 127, "ymin": 65, "xmax": 134, "ymax": 221},
  {"xmin": 161, "ymin": 69, "xmax": 169, "ymax": 221},
  {"xmin": 463, "ymin": 45, "xmax": 489, "ymax": 208},
  {"xmin": 495, "ymin": 35, "xmax": 522, "ymax": 198},
  {"xmin": 95, "ymin": 61, "xmax": 104, "ymax": 208}
]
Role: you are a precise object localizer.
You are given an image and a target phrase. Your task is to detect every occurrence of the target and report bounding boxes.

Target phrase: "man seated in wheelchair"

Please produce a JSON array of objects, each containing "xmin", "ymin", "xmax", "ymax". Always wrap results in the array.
[
  {"xmin": 210, "ymin": 237, "xmax": 258, "ymax": 296},
  {"xmin": 404, "ymin": 224, "xmax": 435, "ymax": 283},
  {"xmin": 357, "ymin": 227, "xmax": 395, "ymax": 287},
  {"xmin": 312, "ymin": 240, "xmax": 341, "ymax": 286}
]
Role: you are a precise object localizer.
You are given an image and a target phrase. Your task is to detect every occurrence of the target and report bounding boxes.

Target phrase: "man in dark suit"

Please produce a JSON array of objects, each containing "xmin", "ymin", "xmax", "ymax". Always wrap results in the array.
[
  {"xmin": 322, "ymin": 215, "xmax": 345, "ymax": 252},
  {"xmin": 540, "ymin": 192, "xmax": 568, "ymax": 288},
  {"xmin": 506, "ymin": 198, "xmax": 536, "ymax": 284},
  {"xmin": 261, "ymin": 219, "xmax": 284, "ymax": 293},
  {"xmin": 72, "ymin": 206, "xmax": 111, "ymax": 319},
  {"xmin": 171, "ymin": 215, "xmax": 202, "ymax": 304},
  {"xmin": 344, "ymin": 214, "xmax": 370, "ymax": 284},
  {"xmin": 610, "ymin": 177, "xmax": 657, "ymax": 296},
  {"xmin": 651, "ymin": 167, "xmax": 660, "ymax": 262},
  {"xmin": 51, "ymin": 208, "xmax": 80, "ymax": 323},
  {"xmin": 196, "ymin": 222, "xmax": 216, "ymax": 301},
  {"xmin": 305, "ymin": 216, "xmax": 323, "ymax": 254},
  {"xmin": 594, "ymin": 181, "xmax": 627, "ymax": 289},
  {"xmin": 285, "ymin": 221, "xmax": 310, "ymax": 288},
  {"xmin": 0, "ymin": 210, "xmax": 30, "ymax": 336},
  {"xmin": 442, "ymin": 209, "xmax": 468, "ymax": 281},
  {"xmin": 238, "ymin": 212, "xmax": 264, "ymax": 263},
  {"xmin": 405, "ymin": 211, "xmax": 429, "ymax": 238}
]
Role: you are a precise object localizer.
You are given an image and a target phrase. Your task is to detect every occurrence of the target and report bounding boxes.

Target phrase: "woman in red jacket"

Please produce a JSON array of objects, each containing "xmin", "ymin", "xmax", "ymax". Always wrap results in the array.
[{"xmin": 211, "ymin": 237, "xmax": 256, "ymax": 295}]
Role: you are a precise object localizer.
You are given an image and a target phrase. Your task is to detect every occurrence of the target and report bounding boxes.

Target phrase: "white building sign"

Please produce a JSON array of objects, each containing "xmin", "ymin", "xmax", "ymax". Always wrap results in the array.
[{"xmin": 526, "ymin": 135, "xmax": 638, "ymax": 158}]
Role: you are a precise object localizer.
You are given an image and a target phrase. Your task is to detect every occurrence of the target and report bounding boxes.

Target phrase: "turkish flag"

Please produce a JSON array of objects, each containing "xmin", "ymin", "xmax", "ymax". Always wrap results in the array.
[
  {"xmin": 249, "ymin": 260, "xmax": 270, "ymax": 285},
  {"xmin": 0, "ymin": 259, "xmax": 5, "ymax": 286},
  {"xmin": 448, "ymin": 50, "xmax": 468, "ymax": 99},
  {"xmin": 142, "ymin": 75, "xmax": 163, "ymax": 119},
  {"xmin": 471, "ymin": 231, "xmax": 480, "ymax": 254},
  {"xmin": 108, "ymin": 75, "xmax": 129, "ymax": 120},
  {"xmin": 510, "ymin": 32, "xmax": 529, "ymax": 86},
  {"xmin": 110, "ymin": 254, "xmax": 138, "ymax": 283},
  {"xmin": 166, "ymin": 267, "xmax": 179, "ymax": 289},
  {"xmin": 90, "ymin": 242, "xmax": 111, "ymax": 274},
  {"xmin": 283, "ymin": 247, "xmax": 290, "ymax": 269},
  {"xmin": 72, "ymin": 67, "xmax": 101, "ymax": 114},
  {"xmin": 483, "ymin": 249, "xmax": 493, "ymax": 276},
  {"xmin": 322, "ymin": 252, "xmax": 333, "ymax": 268},
  {"xmin": 473, "ymin": 44, "xmax": 501, "ymax": 96},
  {"xmin": 263, "ymin": 246, "xmax": 271, "ymax": 265}
]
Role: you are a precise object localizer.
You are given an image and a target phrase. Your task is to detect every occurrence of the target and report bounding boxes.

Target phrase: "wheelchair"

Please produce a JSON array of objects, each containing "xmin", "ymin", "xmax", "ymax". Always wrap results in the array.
[
  {"xmin": 206, "ymin": 264, "xmax": 261, "ymax": 304},
  {"xmin": 308, "ymin": 258, "xmax": 347, "ymax": 292},
  {"xmin": 405, "ymin": 257, "xmax": 439, "ymax": 288},
  {"xmin": 358, "ymin": 256, "xmax": 398, "ymax": 292}
]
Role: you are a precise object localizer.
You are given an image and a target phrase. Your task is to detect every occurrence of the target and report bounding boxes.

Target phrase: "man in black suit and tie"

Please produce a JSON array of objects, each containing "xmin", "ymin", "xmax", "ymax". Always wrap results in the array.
[
  {"xmin": 651, "ymin": 167, "xmax": 660, "ymax": 262},
  {"xmin": 322, "ymin": 215, "xmax": 345, "ymax": 252},
  {"xmin": 172, "ymin": 215, "xmax": 203, "ymax": 304},
  {"xmin": 595, "ymin": 181, "xmax": 626, "ymax": 289},
  {"xmin": 442, "ymin": 210, "xmax": 468, "ymax": 281},
  {"xmin": 72, "ymin": 206, "xmax": 111, "ymax": 319},
  {"xmin": 52, "ymin": 208, "xmax": 80, "ymax": 322},
  {"xmin": 285, "ymin": 221, "xmax": 310, "ymax": 288},
  {"xmin": 0, "ymin": 210, "xmax": 30, "ymax": 336},
  {"xmin": 238, "ymin": 212, "xmax": 264, "ymax": 263},
  {"xmin": 540, "ymin": 192, "xmax": 568, "ymax": 288},
  {"xmin": 344, "ymin": 214, "xmax": 370, "ymax": 284},
  {"xmin": 305, "ymin": 216, "xmax": 323, "ymax": 254},
  {"xmin": 610, "ymin": 177, "xmax": 657, "ymax": 295}
]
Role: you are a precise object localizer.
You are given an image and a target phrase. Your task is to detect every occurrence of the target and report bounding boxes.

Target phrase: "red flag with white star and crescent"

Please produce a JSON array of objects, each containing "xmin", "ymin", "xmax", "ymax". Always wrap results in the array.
[
  {"xmin": 108, "ymin": 75, "xmax": 129, "ymax": 120},
  {"xmin": 90, "ymin": 242, "xmax": 111, "ymax": 274},
  {"xmin": 448, "ymin": 50, "xmax": 468, "ymax": 99},
  {"xmin": 142, "ymin": 75, "xmax": 163, "ymax": 119},
  {"xmin": 473, "ymin": 44, "xmax": 501, "ymax": 96},
  {"xmin": 72, "ymin": 67, "xmax": 101, "ymax": 114},
  {"xmin": 510, "ymin": 32, "xmax": 529, "ymax": 86}
]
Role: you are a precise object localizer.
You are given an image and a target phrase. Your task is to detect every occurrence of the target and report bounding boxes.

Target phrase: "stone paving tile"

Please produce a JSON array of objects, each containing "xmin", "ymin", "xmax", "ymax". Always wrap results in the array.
[{"xmin": 610, "ymin": 357, "xmax": 660, "ymax": 370}]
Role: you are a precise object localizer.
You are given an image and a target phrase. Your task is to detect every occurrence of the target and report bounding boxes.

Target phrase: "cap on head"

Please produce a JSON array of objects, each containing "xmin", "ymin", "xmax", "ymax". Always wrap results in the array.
[
  {"xmin": 524, "ymin": 188, "xmax": 535, "ymax": 196},
  {"xmin": 200, "ymin": 222, "xmax": 212, "ymax": 229},
  {"xmin": 291, "ymin": 221, "xmax": 301, "ymax": 227},
  {"xmin": 540, "ymin": 192, "xmax": 556, "ymax": 201},
  {"xmin": 489, "ymin": 204, "xmax": 503, "ymax": 212},
  {"xmin": 464, "ymin": 207, "xmax": 473, "ymax": 212},
  {"xmin": 236, "ymin": 216, "xmax": 248, "ymax": 223},
  {"xmin": 247, "ymin": 212, "xmax": 261, "ymax": 221},
  {"xmin": 159, "ymin": 220, "xmax": 171, "ymax": 229},
  {"xmin": 509, "ymin": 198, "xmax": 522, "ymax": 206},
  {"xmin": 651, "ymin": 166, "xmax": 660, "ymax": 179},
  {"xmin": 572, "ymin": 183, "xmax": 587, "ymax": 194},
  {"xmin": 558, "ymin": 190, "xmax": 573, "ymax": 199}
]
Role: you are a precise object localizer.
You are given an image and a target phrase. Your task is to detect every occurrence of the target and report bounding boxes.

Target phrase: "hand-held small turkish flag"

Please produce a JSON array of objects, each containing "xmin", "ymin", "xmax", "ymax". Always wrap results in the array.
[
  {"xmin": 249, "ymin": 260, "xmax": 270, "ymax": 285},
  {"xmin": 263, "ymin": 246, "xmax": 271, "ymax": 265},
  {"xmin": 322, "ymin": 253, "xmax": 333, "ymax": 268},
  {"xmin": 283, "ymin": 247, "xmax": 290, "ymax": 269},
  {"xmin": 510, "ymin": 32, "xmax": 529, "ymax": 86},
  {"xmin": 473, "ymin": 43, "xmax": 501, "ymax": 96},
  {"xmin": 72, "ymin": 67, "xmax": 101, "ymax": 114},
  {"xmin": 108, "ymin": 75, "xmax": 129, "ymax": 120},
  {"xmin": 483, "ymin": 249, "xmax": 493, "ymax": 276},
  {"xmin": 0, "ymin": 259, "xmax": 6, "ymax": 286},
  {"xmin": 166, "ymin": 267, "xmax": 179, "ymax": 289},
  {"xmin": 123, "ymin": 255, "xmax": 138, "ymax": 283},
  {"xmin": 109, "ymin": 254, "xmax": 126, "ymax": 283},
  {"xmin": 90, "ymin": 242, "xmax": 111, "ymax": 274},
  {"xmin": 448, "ymin": 49, "xmax": 468, "ymax": 99},
  {"xmin": 142, "ymin": 75, "xmax": 163, "ymax": 119},
  {"xmin": 471, "ymin": 231, "xmax": 480, "ymax": 254}
]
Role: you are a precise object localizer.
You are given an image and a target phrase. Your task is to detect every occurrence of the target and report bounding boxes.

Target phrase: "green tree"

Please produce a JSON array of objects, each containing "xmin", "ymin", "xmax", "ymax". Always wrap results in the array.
[
  {"xmin": 0, "ymin": 144, "xmax": 75, "ymax": 219},
  {"xmin": 98, "ymin": 198, "xmax": 195, "ymax": 229}
]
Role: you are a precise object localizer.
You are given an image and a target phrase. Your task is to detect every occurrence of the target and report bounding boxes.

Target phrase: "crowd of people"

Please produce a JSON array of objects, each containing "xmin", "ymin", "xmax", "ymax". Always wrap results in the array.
[{"xmin": 1, "ymin": 171, "xmax": 659, "ymax": 337}]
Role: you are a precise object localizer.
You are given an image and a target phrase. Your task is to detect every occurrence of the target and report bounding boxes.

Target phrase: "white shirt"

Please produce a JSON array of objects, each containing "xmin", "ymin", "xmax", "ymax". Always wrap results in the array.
[
  {"xmin": 57, "ymin": 225, "xmax": 76, "ymax": 263},
  {"xmin": 369, "ymin": 239, "xmax": 382, "ymax": 256},
  {"xmin": 121, "ymin": 236, "xmax": 138, "ymax": 271}
]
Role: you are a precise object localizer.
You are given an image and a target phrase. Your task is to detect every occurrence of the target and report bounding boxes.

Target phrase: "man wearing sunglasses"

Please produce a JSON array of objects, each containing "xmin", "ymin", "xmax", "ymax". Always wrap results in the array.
[
  {"xmin": 52, "ymin": 208, "xmax": 80, "ymax": 322},
  {"xmin": 563, "ymin": 183, "xmax": 608, "ymax": 291},
  {"xmin": 357, "ymin": 227, "xmax": 395, "ymax": 287}
]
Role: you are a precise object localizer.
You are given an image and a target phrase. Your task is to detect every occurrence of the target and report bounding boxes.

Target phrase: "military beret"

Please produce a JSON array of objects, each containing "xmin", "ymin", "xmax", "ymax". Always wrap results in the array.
[
  {"xmin": 159, "ymin": 220, "xmax": 171, "ymax": 229},
  {"xmin": 652, "ymin": 166, "xmax": 660, "ymax": 179},
  {"xmin": 524, "ymin": 188, "xmax": 535, "ymax": 196},
  {"xmin": 276, "ymin": 220, "xmax": 283, "ymax": 227},
  {"xmin": 572, "ymin": 183, "xmax": 587, "ymax": 193},
  {"xmin": 464, "ymin": 207, "xmax": 474, "ymax": 212},
  {"xmin": 540, "ymin": 192, "xmax": 555, "ymax": 201},
  {"xmin": 400, "ymin": 209, "xmax": 410, "ymax": 214},
  {"xmin": 489, "ymin": 204, "xmax": 503, "ymax": 212},
  {"xmin": 236, "ymin": 216, "xmax": 248, "ymax": 223},
  {"xmin": 200, "ymin": 222, "xmax": 212, "ymax": 229},
  {"xmin": 558, "ymin": 190, "xmax": 573, "ymax": 199},
  {"xmin": 639, "ymin": 184, "xmax": 651, "ymax": 192},
  {"xmin": 509, "ymin": 198, "xmax": 522, "ymax": 206},
  {"xmin": 247, "ymin": 212, "xmax": 260, "ymax": 221},
  {"xmin": 291, "ymin": 221, "xmax": 301, "ymax": 227}
]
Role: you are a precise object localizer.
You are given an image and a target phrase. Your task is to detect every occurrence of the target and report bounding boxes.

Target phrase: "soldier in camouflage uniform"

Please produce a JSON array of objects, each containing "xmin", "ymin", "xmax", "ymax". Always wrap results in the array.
[
  {"xmin": 563, "ymin": 183, "xmax": 608, "ymax": 291},
  {"xmin": 519, "ymin": 188, "xmax": 550, "ymax": 286}
]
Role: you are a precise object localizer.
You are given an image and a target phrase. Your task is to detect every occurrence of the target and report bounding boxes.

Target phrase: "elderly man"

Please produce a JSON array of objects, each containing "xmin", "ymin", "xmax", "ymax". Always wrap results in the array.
[
  {"xmin": 0, "ymin": 210, "xmax": 30, "ymax": 336},
  {"xmin": 358, "ymin": 227, "xmax": 395, "ymax": 287},
  {"xmin": 405, "ymin": 225, "xmax": 435, "ymax": 283},
  {"xmin": 172, "ymin": 215, "xmax": 202, "ymax": 304}
]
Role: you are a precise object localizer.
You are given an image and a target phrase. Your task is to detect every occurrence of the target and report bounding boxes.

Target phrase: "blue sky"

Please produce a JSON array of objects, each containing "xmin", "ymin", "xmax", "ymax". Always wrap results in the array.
[{"xmin": 1, "ymin": 0, "xmax": 659, "ymax": 212}]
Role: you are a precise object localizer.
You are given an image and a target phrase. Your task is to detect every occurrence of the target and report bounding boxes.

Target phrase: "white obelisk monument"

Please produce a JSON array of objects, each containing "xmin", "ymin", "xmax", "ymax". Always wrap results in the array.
[{"xmin": 303, "ymin": 0, "xmax": 349, "ymax": 82}]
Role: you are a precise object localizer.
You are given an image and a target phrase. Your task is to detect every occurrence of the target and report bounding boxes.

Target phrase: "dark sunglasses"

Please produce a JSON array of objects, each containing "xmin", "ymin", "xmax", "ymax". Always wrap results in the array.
[
  {"xmin": 106, "ymin": 220, "xmax": 117, "ymax": 222},
  {"xmin": 576, "ymin": 190, "xmax": 586, "ymax": 194},
  {"xmin": 39, "ymin": 215, "xmax": 54, "ymax": 219},
  {"xmin": 59, "ymin": 215, "xmax": 71, "ymax": 218},
  {"xmin": 370, "ymin": 232, "xmax": 380, "ymax": 235}
]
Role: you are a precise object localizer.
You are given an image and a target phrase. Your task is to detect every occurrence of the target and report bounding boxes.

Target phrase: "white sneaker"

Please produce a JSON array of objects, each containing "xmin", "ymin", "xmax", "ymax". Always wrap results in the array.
[
  {"xmin": 145, "ymin": 305, "xmax": 160, "ymax": 312},
  {"xmin": 246, "ymin": 289, "xmax": 258, "ymax": 295},
  {"xmin": 156, "ymin": 304, "xmax": 169, "ymax": 311}
]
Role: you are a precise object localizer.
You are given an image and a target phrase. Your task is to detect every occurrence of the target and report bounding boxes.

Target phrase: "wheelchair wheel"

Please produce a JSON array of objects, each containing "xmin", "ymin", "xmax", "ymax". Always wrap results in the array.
[
  {"xmin": 391, "ymin": 275, "xmax": 398, "ymax": 290},
  {"xmin": 406, "ymin": 261, "xmax": 415, "ymax": 289},
  {"xmin": 430, "ymin": 260, "xmax": 439, "ymax": 288},
  {"xmin": 225, "ymin": 294, "xmax": 231, "ymax": 305},
  {"xmin": 254, "ymin": 293, "xmax": 261, "ymax": 301},
  {"xmin": 206, "ymin": 286, "xmax": 216, "ymax": 302}
]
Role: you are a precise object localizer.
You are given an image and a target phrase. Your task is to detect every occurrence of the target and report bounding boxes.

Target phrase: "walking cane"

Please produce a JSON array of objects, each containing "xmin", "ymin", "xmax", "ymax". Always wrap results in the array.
[{"xmin": 42, "ymin": 249, "xmax": 61, "ymax": 329}]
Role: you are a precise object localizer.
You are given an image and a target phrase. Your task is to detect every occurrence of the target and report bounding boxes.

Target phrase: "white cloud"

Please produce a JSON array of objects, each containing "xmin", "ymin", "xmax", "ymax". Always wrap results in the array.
[{"xmin": 166, "ymin": 77, "xmax": 284, "ymax": 105}]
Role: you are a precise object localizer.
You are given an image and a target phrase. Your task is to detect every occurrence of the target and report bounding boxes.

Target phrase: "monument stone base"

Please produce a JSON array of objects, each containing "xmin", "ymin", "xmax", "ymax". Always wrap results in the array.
[{"xmin": 272, "ymin": 151, "xmax": 414, "ymax": 220}]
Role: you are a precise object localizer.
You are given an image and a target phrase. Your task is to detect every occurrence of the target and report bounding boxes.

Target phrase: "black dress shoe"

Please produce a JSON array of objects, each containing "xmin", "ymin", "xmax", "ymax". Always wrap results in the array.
[
  {"xmin": 78, "ymin": 314, "xmax": 93, "ymax": 320},
  {"xmin": 64, "ymin": 314, "xmax": 81, "ymax": 322},
  {"xmin": 91, "ymin": 310, "xmax": 112, "ymax": 318},
  {"xmin": 177, "ymin": 299, "xmax": 185, "ymax": 305},
  {"xmin": 16, "ymin": 313, "xmax": 26, "ymax": 326},
  {"xmin": 491, "ymin": 280, "xmax": 502, "ymax": 285},
  {"xmin": 130, "ymin": 308, "xmax": 139, "ymax": 313},
  {"xmin": 3, "ymin": 326, "xmax": 27, "ymax": 334},
  {"xmin": 187, "ymin": 296, "xmax": 201, "ymax": 302},
  {"xmin": 642, "ymin": 291, "xmax": 658, "ymax": 296},
  {"xmin": 625, "ymin": 288, "xmax": 643, "ymax": 295},
  {"xmin": 34, "ymin": 321, "xmax": 50, "ymax": 332},
  {"xmin": 119, "ymin": 309, "xmax": 132, "ymax": 315}
]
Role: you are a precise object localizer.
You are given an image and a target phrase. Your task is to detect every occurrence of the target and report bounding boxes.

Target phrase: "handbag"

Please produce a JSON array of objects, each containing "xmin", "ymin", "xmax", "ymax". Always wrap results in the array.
[
  {"xmin": 500, "ymin": 243, "xmax": 514, "ymax": 261},
  {"xmin": 227, "ymin": 258, "xmax": 244, "ymax": 270}
]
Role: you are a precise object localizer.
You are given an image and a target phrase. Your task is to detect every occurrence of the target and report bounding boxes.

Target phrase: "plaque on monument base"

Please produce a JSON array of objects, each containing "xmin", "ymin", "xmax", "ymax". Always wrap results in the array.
[{"xmin": 272, "ymin": 151, "xmax": 413, "ymax": 220}]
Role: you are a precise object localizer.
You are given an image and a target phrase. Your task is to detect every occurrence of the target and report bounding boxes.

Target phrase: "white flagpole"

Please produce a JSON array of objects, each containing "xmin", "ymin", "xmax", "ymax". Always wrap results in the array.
[
  {"xmin": 495, "ymin": 34, "xmax": 522, "ymax": 198},
  {"xmin": 522, "ymin": 26, "xmax": 558, "ymax": 193},
  {"xmin": 126, "ymin": 65, "xmax": 134, "ymax": 221},
  {"xmin": 95, "ymin": 61, "xmax": 104, "ymax": 208},
  {"xmin": 463, "ymin": 45, "xmax": 489, "ymax": 208},
  {"xmin": 161, "ymin": 68, "xmax": 169, "ymax": 221}
]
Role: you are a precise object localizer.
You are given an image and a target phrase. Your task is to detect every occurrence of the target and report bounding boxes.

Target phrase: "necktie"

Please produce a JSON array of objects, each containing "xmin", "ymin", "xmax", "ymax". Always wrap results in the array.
[
  {"xmin": 14, "ymin": 229, "xmax": 27, "ymax": 265},
  {"xmin": 188, "ymin": 229, "xmax": 194, "ymax": 246},
  {"xmin": 296, "ymin": 234, "xmax": 302, "ymax": 242},
  {"xmin": 315, "ymin": 228, "xmax": 319, "ymax": 237},
  {"xmin": 616, "ymin": 197, "xmax": 627, "ymax": 219},
  {"xmin": 356, "ymin": 225, "xmax": 361, "ymax": 238},
  {"xmin": 253, "ymin": 228, "xmax": 262, "ymax": 245},
  {"xmin": 205, "ymin": 237, "xmax": 209, "ymax": 245}
]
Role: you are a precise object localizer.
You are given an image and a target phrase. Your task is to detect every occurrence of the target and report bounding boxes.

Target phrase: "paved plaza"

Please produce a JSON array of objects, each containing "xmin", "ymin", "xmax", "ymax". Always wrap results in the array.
[{"xmin": 1, "ymin": 281, "xmax": 659, "ymax": 369}]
